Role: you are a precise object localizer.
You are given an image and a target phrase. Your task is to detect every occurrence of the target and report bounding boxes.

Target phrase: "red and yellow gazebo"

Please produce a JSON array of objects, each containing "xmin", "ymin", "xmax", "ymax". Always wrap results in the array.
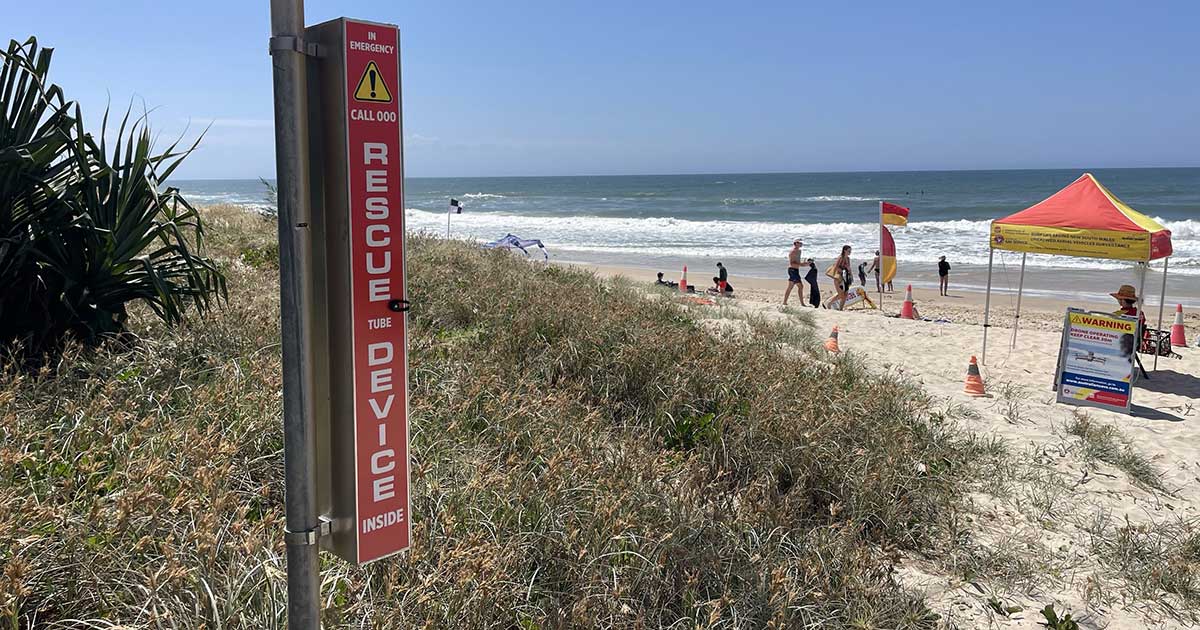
[{"xmin": 982, "ymin": 173, "xmax": 1174, "ymax": 365}]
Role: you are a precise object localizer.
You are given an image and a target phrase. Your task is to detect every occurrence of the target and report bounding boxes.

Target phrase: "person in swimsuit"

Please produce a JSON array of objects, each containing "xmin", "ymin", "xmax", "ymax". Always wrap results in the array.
[
  {"xmin": 783, "ymin": 239, "xmax": 803, "ymax": 305},
  {"xmin": 709, "ymin": 277, "xmax": 734, "ymax": 296},
  {"xmin": 834, "ymin": 245, "xmax": 852, "ymax": 310},
  {"xmin": 869, "ymin": 251, "xmax": 881, "ymax": 292}
]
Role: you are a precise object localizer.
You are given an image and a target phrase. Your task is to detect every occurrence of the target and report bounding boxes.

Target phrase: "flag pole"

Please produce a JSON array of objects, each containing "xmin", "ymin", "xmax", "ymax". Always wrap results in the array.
[
  {"xmin": 446, "ymin": 203, "xmax": 451, "ymax": 238},
  {"xmin": 878, "ymin": 201, "xmax": 884, "ymax": 312}
]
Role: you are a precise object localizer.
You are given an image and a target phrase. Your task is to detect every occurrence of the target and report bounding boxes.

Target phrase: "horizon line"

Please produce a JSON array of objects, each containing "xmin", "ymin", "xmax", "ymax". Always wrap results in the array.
[{"xmin": 176, "ymin": 164, "xmax": 1200, "ymax": 182}]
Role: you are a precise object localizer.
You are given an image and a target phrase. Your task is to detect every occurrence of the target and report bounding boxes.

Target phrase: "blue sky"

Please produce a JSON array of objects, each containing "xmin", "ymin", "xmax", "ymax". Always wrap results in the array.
[{"xmin": 8, "ymin": 1, "xmax": 1199, "ymax": 179}]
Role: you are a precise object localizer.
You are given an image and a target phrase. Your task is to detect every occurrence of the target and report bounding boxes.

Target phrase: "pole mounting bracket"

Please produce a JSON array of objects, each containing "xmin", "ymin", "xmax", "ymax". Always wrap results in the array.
[
  {"xmin": 284, "ymin": 516, "xmax": 333, "ymax": 546},
  {"xmin": 269, "ymin": 36, "xmax": 321, "ymax": 57}
]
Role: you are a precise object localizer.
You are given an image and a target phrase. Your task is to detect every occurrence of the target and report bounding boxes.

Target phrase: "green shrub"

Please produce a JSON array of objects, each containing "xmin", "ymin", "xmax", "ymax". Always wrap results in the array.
[
  {"xmin": 1040, "ymin": 604, "xmax": 1079, "ymax": 629},
  {"xmin": 240, "ymin": 242, "xmax": 280, "ymax": 269},
  {"xmin": 0, "ymin": 37, "xmax": 224, "ymax": 356}
]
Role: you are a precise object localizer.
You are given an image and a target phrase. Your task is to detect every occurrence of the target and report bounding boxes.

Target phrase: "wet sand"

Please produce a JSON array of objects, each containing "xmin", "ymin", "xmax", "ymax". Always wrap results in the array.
[{"xmin": 566, "ymin": 260, "xmax": 1200, "ymax": 335}]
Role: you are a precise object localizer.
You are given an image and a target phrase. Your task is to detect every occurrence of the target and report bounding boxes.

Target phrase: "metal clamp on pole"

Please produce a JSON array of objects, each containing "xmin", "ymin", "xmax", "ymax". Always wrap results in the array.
[
  {"xmin": 284, "ymin": 517, "xmax": 334, "ymax": 546},
  {"xmin": 388, "ymin": 299, "xmax": 411, "ymax": 313},
  {"xmin": 269, "ymin": 36, "xmax": 321, "ymax": 57}
]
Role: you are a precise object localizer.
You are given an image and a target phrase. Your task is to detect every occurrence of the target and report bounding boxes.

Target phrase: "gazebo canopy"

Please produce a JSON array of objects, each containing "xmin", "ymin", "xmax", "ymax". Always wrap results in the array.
[{"xmin": 990, "ymin": 173, "xmax": 1172, "ymax": 262}]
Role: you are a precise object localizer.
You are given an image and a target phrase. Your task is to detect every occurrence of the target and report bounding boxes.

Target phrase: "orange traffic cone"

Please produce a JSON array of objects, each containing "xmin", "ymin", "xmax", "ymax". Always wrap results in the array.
[
  {"xmin": 679, "ymin": 265, "xmax": 688, "ymax": 294},
  {"xmin": 1171, "ymin": 304, "xmax": 1188, "ymax": 347},
  {"xmin": 964, "ymin": 356, "xmax": 987, "ymax": 397},
  {"xmin": 900, "ymin": 284, "xmax": 916, "ymax": 319},
  {"xmin": 824, "ymin": 326, "xmax": 841, "ymax": 353}
]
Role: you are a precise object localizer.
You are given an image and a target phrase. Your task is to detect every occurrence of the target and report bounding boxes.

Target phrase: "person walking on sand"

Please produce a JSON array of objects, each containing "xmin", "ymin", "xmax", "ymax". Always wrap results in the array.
[
  {"xmin": 869, "ymin": 250, "xmax": 881, "ymax": 292},
  {"xmin": 833, "ymin": 245, "xmax": 852, "ymax": 310},
  {"xmin": 805, "ymin": 258, "xmax": 820, "ymax": 308},
  {"xmin": 783, "ymin": 239, "xmax": 803, "ymax": 306},
  {"xmin": 857, "ymin": 262, "xmax": 867, "ymax": 287},
  {"xmin": 716, "ymin": 262, "xmax": 728, "ymax": 293},
  {"xmin": 937, "ymin": 256, "xmax": 950, "ymax": 296}
]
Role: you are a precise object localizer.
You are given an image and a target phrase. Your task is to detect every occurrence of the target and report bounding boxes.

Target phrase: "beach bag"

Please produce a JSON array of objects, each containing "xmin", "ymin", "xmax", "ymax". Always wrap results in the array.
[{"xmin": 824, "ymin": 262, "xmax": 839, "ymax": 279}]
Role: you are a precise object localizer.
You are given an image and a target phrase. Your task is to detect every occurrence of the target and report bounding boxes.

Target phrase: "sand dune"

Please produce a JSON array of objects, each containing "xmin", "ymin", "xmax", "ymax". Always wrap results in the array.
[{"xmin": 575, "ymin": 260, "xmax": 1200, "ymax": 628}]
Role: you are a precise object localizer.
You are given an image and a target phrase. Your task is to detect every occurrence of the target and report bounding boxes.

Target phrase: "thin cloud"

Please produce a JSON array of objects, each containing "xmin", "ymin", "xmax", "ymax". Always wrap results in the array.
[
  {"xmin": 406, "ymin": 133, "xmax": 441, "ymax": 145},
  {"xmin": 182, "ymin": 117, "xmax": 275, "ymax": 128}
]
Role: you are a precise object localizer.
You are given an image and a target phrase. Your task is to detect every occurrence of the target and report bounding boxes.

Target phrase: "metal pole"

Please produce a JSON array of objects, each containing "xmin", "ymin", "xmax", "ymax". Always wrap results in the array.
[
  {"xmin": 1010, "ymin": 252, "xmax": 1026, "ymax": 348},
  {"xmin": 981, "ymin": 248, "xmax": 994, "ymax": 365},
  {"xmin": 446, "ymin": 206, "xmax": 451, "ymax": 238},
  {"xmin": 269, "ymin": 1, "xmax": 321, "ymax": 629},
  {"xmin": 1137, "ymin": 262, "xmax": 1148, "ymax": 318},
  {"xmin": 1154, "ymin": 257, "xmax": 1169, "ymax": 371},
  {"xmin": 1136, "ymin": 261, "xmax": 1148, "ymax": 376}
]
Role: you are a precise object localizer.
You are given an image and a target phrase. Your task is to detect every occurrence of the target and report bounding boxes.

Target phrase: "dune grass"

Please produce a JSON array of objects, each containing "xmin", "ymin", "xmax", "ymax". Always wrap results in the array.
[
  {"xmin": 1, "ymin": 206, "xmax": 996, "ymax": 628},
  {"xmin": 1083, "ymin": 511, "xmax": 1200, "ymax": 624},
  {"xmin": 1065, "ymin": 413, "xmax": 1165, "ymax": 492}
]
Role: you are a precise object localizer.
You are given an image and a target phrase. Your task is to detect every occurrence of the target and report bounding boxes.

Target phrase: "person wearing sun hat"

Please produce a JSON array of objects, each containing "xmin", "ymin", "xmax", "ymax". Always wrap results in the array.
[{"xmin": 1111, "ymin": 284, "xmax": 1145, "ymax": 324}]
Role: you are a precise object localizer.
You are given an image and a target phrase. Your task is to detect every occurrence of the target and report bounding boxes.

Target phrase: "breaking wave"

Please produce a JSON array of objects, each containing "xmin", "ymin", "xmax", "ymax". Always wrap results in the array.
[{"xmin": 406, "ymin": 208, "xmax": 1200, "ymax": 275}]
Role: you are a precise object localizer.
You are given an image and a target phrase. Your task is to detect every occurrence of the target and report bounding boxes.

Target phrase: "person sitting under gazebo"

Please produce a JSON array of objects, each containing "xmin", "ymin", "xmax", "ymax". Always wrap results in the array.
[
  {"xmin": 1111, "ymin": 284, "xmax": 1151, "ymax": 378},
  {"xmin": 1111, "ymin": 284, "xmax": 1146, "ymax": 325},
  {"xmin": 1109, "ymin": 283, "xmax": 1181, "ymax": 378}
]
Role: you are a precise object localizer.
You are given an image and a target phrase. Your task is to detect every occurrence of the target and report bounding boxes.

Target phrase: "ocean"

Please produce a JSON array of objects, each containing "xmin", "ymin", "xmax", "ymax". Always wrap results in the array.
[{"xmin": 177, "ymin": 168, "xmax": 1200, "ymax": 304}]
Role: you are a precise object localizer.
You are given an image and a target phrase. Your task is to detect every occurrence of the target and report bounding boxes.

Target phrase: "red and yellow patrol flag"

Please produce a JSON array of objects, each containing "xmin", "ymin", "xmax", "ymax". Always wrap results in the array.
[
  {"xmin": 881, "ymin": 201, "xmax": 909, "ymax": 226},
  {"xmin": 881, "ymin": 225, "xmax": 897, "ymax": 284}
]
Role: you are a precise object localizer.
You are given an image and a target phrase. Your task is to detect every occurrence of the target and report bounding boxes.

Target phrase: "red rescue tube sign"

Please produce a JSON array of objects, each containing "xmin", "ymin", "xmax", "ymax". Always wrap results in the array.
[{"xmin": 343, "ymin": 18, "xmax": 409, "ymax": 563}]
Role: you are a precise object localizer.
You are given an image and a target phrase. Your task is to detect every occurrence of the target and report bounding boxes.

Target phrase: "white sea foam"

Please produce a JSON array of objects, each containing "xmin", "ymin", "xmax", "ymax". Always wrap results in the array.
[
  {"xmin": 719, "ymin": 195, "xmax": 885, "ymax": 204},
  {"xmin": 462, "ymin": 192, "xmax": 506, "ymax": 199},
  {"xmin": 721, "ymin": 197, "xmax": 776, "ymax": 205},
  {"xmin": 800, "ymin": 195, "xmax": 885, "ymax": 202},
  {"xmin": 1155, "ymin": 218, "xmax": 1200, "ymax": 239},
  {"xmin": 412, "ymin": 208, "xmax": 1200, "ymax": 275}
]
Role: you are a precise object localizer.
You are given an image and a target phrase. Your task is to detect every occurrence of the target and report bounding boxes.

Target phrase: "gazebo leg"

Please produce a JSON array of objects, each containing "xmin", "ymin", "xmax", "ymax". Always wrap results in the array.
[
  {"xmin": 1011, "ymin": 253, "xmax": 1026, "ymax": 349},
  {"xmin": 1154, "ymin": 258, "xmax": 1168, "ymax": 372},
  {"xmin": 982, "ymin": 250, "xmax": 994, "ymax": 365}
]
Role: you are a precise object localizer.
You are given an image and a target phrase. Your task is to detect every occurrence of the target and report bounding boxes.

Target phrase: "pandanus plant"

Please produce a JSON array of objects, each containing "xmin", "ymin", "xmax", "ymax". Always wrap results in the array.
[{"xmin": 0, "ymin": 37, "xmax": 225, "ymax": 355}]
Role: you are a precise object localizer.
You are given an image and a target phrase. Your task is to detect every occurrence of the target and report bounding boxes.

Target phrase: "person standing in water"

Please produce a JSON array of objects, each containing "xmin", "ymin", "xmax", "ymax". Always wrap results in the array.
[
  {"xmin": 938, "ymin": 256, "xmax": 951, "ymax": 296},
  {"xmin": 805, "ymin": 258, "xmax": 820, "ymax": 308},
  {"xmin": 783, "ymin": 240, "xmax": 803, "ymax": 306}
]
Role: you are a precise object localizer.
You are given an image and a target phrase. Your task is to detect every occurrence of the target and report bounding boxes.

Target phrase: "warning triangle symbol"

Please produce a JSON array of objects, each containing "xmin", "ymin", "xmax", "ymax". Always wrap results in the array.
[{"xmin": 353, "ymin": 61, "xmax": 393, "ymax": 103}]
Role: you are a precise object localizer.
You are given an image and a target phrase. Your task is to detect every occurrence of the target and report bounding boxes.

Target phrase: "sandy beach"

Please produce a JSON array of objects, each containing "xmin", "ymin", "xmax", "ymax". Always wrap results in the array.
[
  {"xmin": 574, "ymin": 260, "xmax": 1200, "ymax": 331},
  {"xmin": 561, "ymin": 258, "xmax": 1200, "ymax": 628}
]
